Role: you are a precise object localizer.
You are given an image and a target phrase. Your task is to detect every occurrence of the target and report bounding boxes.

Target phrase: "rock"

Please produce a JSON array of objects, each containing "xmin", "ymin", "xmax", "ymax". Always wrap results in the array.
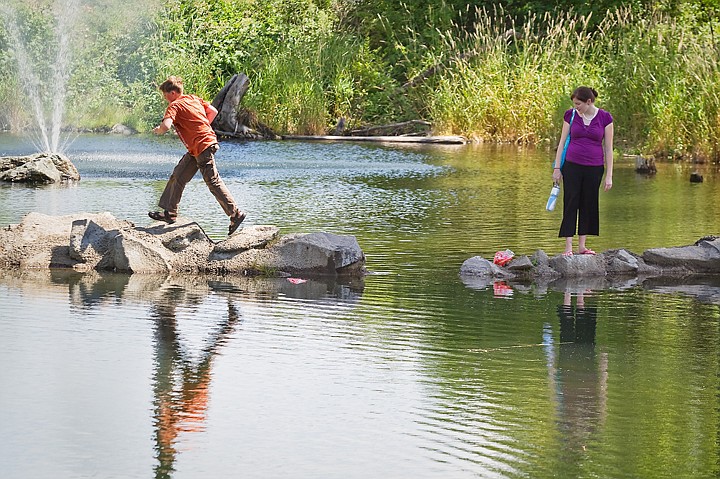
[
  {"xmin": 109, "ymin": 123, "xmax": 137, "ymax": 135},
  {"xmin": 529, "ymin": 249, "xmax": 560, "ymax": 278},
  {"xmin": 460, "ymin": 256, "xmax": 511, "ymax": 278},
  {"xmin": 460, "ymin": 238, "xmax": 720, "ymax": 287},
  {"xmin": 548, "ymin": 252, "xmax": 606, "ymax": 277},
  {"xmin": 0, "ymin": 153, "xmax": 80, "ymax": 183},
  {"xmin": 690, "ymin": 172, "xmax": 703, "ymax": 183},
  {"xmin": 0, "ymin": 212, "xmax": 365, "ymax": 278},
  {"xmin": 605, "ymin": 248, "xmax": 641, "ymax": 274},
  {"xmin": 212, "ymin": 225, "xmax": 280, "ymax": 254},
  {"xmin": 69, "ymin": 217, "xmax": 122, "ymax": 264},
  {"xmin": 255, "ymin": 232, "xmax": 366, "ymax": 276},
  {"xmin": 112, "ymin": 230, "xmax": 173, "ymax": 274},
  {"xmin": 643, "ymin": 237, "xmax": 720, "ymax": 272},
  {"xmin": 507, "ymin": 255, "xmax": 533, "ymax": 271}
]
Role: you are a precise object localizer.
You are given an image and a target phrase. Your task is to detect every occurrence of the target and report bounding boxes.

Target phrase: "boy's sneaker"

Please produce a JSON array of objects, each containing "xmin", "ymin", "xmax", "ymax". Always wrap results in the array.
[
  {"xmin": 148, "ymin": 210, "xmax": 176, "ymax": 224},
  {"xmin": 228, "ymin": 211, "xmax": 246, "ymax": 235}
]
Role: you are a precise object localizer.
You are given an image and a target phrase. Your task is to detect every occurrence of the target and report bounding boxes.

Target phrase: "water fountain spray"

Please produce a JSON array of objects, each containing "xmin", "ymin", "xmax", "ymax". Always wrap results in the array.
[{"xmin": 1, "ymin": 0, "xmax": 79, "ymax": 154}]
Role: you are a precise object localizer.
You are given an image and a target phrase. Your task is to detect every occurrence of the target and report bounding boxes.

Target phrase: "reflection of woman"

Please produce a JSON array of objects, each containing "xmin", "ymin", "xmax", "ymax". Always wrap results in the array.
[
  {"xmin": 553, "ymin": 292, "xmax": 607, "ymax": 455},
  {"xmin": 552, "ymin": 87, "xmax": 614, "ymax": 256}
]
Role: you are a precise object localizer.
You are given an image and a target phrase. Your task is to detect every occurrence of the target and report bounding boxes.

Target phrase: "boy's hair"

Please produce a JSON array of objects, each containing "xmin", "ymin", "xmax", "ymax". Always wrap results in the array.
[{"xmin": 159, "ymin": 76, "xmax": 184, "ymax": 94}]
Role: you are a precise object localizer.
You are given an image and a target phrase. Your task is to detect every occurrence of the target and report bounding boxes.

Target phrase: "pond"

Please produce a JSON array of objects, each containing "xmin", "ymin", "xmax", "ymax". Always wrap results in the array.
[{"xmin": 1, "ymin": 134, "xmax": 720, "ymax": 478}]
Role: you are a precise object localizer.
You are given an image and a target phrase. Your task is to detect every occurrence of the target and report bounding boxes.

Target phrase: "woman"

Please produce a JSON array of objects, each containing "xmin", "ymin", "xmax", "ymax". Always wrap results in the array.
[{"xmin": 552, "ymin": 86, "xmax": 614, "ymax": 256}]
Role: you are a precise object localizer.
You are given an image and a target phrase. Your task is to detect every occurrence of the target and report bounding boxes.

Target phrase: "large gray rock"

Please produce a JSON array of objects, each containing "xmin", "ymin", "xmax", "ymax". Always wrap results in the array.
[
  {"xmin": 605, "ymin": 248, "xmax": 640, "ymax": 273},
  {"xmin": 643, "ymin": 237, "xmax": 720, "ymax": 273},
  {"xmin": 0, "ymin": 213, "xmax": 365, "ymax": 278},
  {"xmin": 112, "ymin": 231, "xmax": 174, "ymax": 274},
  {"xmin": 0, "ymin": 153, "xmax": 80, "ymax": 183},
  {"xmin": 207, "ymin": 231, "xmax": 366, "ymax": 276}
]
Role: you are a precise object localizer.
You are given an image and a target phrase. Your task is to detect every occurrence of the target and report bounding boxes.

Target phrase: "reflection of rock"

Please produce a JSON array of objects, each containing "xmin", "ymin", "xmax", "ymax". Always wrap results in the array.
[
  {"xmin": 0, "ymin": 153, "xmax": 80, "ymax": 183},
  {"xmin": 0, "ymin": 268, "xmax": 364, "ymax": 309},
  {"xmin": 0, "ymin": 212, "xmax": 366, "ymax": 278},
  {"xmin": 642, "ymin": 277, "xmax": 720, "ymax": 305}
]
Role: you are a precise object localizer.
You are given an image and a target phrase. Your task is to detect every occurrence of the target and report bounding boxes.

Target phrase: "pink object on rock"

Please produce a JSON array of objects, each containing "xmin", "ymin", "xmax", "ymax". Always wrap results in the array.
[{"xmin": 493, "ymin": 249, "xmax": 514, "ymax": 267}]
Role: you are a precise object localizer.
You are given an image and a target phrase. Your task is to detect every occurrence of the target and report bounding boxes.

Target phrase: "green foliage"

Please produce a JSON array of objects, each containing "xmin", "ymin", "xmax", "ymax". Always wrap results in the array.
[
  {"xmin": 601, "ymin": 8, "xmax": 720, "ymax": 160},
  {"xmin": 0, "ymin": 0, "xmax": 719, "ymax": 159}
]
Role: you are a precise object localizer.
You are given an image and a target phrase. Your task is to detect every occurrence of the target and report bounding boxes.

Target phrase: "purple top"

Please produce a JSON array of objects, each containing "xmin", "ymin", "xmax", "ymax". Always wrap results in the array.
[{"xmin": 564, "ymin": 108, "xmax": 613, "ymax": 166}]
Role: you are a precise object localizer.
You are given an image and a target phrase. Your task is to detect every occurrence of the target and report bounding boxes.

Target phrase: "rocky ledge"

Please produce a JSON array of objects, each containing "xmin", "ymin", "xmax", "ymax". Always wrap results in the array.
[
  {"xmin": 0, "ymin": 212, "xmax": 365, "ymax": 277},
  {"xmin": 460, "ymin": 236, "xmax": 720, "ymax": 284},
  {"xmin": 0, "ymin": 153, "xmax": 80, "ymax": 183}
]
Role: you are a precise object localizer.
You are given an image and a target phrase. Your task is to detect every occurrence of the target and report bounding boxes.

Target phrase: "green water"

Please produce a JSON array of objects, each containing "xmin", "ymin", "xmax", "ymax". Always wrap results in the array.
[{"xmin": 1, "ymin": 135, "xmax": 719, "ymax": 478}]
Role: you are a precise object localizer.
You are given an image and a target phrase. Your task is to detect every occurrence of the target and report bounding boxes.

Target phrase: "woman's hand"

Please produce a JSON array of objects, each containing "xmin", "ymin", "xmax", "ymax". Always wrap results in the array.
[
  {"xmin": 604, "ymin": 176, "xmax": 613, "ymax": 191},
  {"xmin": 552, "ymin": 168, "xmax": 562, "ymax": 183}
]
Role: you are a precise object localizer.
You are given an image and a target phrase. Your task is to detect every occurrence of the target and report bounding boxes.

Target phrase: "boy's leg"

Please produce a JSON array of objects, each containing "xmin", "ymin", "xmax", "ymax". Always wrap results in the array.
[
  {"xmin": 159, "ymin": 153, "xmax": 198, "ymax": 217},
  {"xmin": 196, "ymin": 144, "xmax": 241, "ymax": 217}
]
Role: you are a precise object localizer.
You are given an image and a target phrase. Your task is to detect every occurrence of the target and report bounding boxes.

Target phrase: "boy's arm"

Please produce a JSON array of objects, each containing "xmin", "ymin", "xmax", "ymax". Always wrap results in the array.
[
  {"xmin": 205, "ymin": 104, "xmax": 218, "ymax": 124},
  {"xmin": 153, "ymin": 117, "xmax": 173, "ymax": 135}
]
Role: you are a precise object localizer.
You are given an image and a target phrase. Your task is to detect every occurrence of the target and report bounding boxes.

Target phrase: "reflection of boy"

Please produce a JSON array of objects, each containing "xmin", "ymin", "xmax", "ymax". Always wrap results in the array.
[{"xmin": 150, "ymin": 76, "xmax": 246, "ymax": 235}]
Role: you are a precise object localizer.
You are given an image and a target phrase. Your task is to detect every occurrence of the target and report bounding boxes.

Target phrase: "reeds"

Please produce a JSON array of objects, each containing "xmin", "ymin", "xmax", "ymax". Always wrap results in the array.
[{"xmin": 417, "ymin": 6, "xmax": 720, "ymax": 159}]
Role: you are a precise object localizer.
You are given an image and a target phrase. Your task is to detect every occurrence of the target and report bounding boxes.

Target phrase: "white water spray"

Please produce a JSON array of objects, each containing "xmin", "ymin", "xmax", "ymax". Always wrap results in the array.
[{"xmin": 1, "ymin": 0, "xmax": 79, "ymax": 154}]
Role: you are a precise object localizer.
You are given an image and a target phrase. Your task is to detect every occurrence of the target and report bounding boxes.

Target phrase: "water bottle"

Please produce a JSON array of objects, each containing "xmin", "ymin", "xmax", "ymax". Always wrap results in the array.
[{"xmin": 546, "ymin": 183, "xmax": 560, "ymax": 211}]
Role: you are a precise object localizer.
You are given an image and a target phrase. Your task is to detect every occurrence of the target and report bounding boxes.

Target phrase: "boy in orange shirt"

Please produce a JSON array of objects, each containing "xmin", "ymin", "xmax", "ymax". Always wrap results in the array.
[{"xmin": 150, "ymin": 76, "xmax": 246, "ymax": 235}]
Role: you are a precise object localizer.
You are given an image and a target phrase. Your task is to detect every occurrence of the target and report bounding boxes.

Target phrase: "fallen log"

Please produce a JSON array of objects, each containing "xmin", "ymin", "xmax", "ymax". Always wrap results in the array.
[
  {"xmin": 350, "ymin": 120, "xmax": 431, "ymax": 136},
  {"xmin": 281, "ymin": 135, "xmax": 467, "ymax": 145}
]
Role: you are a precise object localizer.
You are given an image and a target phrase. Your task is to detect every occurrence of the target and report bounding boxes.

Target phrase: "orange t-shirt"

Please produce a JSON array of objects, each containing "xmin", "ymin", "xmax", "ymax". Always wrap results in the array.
[{"xmin": 164, "ymin": 94, "xmax": 217, "ymax": 157}]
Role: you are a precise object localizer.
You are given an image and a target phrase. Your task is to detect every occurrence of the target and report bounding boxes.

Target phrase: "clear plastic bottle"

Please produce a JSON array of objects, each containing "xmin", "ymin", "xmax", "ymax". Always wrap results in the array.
[{"xmin": 546, "ymin": 184, "xmax": 560, "ymax": 211}]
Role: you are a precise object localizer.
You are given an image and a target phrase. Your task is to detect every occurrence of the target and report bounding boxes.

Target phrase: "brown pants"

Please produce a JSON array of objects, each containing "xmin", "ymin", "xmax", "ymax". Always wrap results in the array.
[{"xmin": 158, "ymin": 144, "xmax": 239, "ymax": 218}]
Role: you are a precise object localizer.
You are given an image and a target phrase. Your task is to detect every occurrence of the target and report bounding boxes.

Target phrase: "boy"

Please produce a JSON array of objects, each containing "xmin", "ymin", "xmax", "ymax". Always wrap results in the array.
[{"xmin": 150, "ymin": 76, "xmax": 246, "ymax": 235}]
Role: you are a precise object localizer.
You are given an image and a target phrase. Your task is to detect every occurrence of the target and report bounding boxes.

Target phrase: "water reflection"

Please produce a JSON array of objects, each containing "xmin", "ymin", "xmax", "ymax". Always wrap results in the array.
[
  {"xmin": 461, "ymin": 272, "xmax": 720, "ymax": 307},
  {"xmin": 550, "ymin": 292, "xmax": 608, "ymax": 458},
  {"xmin": 0, "ymin": 269, "xmax": 364, "ymax": 478},
  {"xmin": 150, "ymin": 284, "xmax": 241, "ymax": 479}
]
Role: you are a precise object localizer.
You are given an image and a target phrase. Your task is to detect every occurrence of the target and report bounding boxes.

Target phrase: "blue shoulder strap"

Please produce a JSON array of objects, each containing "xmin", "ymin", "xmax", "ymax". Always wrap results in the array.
[{"xmin": 558, "ymin": 109, "xmax": 576, "ymax": 168}]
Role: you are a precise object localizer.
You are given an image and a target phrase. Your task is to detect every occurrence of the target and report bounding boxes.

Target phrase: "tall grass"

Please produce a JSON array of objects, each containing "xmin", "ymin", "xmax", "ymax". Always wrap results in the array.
[
  {"xmin": 243, "ymin": 33, "xmax": 399, "ymax": 134},
  {"xmin": 418, "ymin": 6, "xmax": 720, "ymax": 159},
  {"xmin": 246, "ymin": 50, "xmax": 328, "ymax": 135},
  {"xmin": 422, "ymin": 8, "xmax": 600, "ymax": 144},
  {"xmin": 603, "ymin": 9, "xmax": 720, "ymax": 160}
]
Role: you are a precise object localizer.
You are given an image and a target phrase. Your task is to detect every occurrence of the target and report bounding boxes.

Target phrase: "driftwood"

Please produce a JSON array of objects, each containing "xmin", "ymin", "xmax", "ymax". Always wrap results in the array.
[
  {"xmin": 208, "ymin": 73, "xmax": 464, "ymax": 144},
  {"xmin": 634, "ymin": 155, "xmax": 657, "ymax": 174},
  {"xmin": 211, "ymin": 74, "xmax": 279, "ymax": 139},
  {"xmin": 350, "ymin": 120, "xmax": 431, "ymax": 137},
  {"xmin": 211, "ymin": 73, "xmax": 250, "ymax": 134},
  {"xmin": 282, "ymin": 135, "xmax": 467, "ymax": 145}
]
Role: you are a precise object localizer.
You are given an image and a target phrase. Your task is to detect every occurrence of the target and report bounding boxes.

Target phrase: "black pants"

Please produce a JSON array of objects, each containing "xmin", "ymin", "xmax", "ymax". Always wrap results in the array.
[{"xmin": 559, "ymin": 161, "xmax": 604, "ymax": 237}]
